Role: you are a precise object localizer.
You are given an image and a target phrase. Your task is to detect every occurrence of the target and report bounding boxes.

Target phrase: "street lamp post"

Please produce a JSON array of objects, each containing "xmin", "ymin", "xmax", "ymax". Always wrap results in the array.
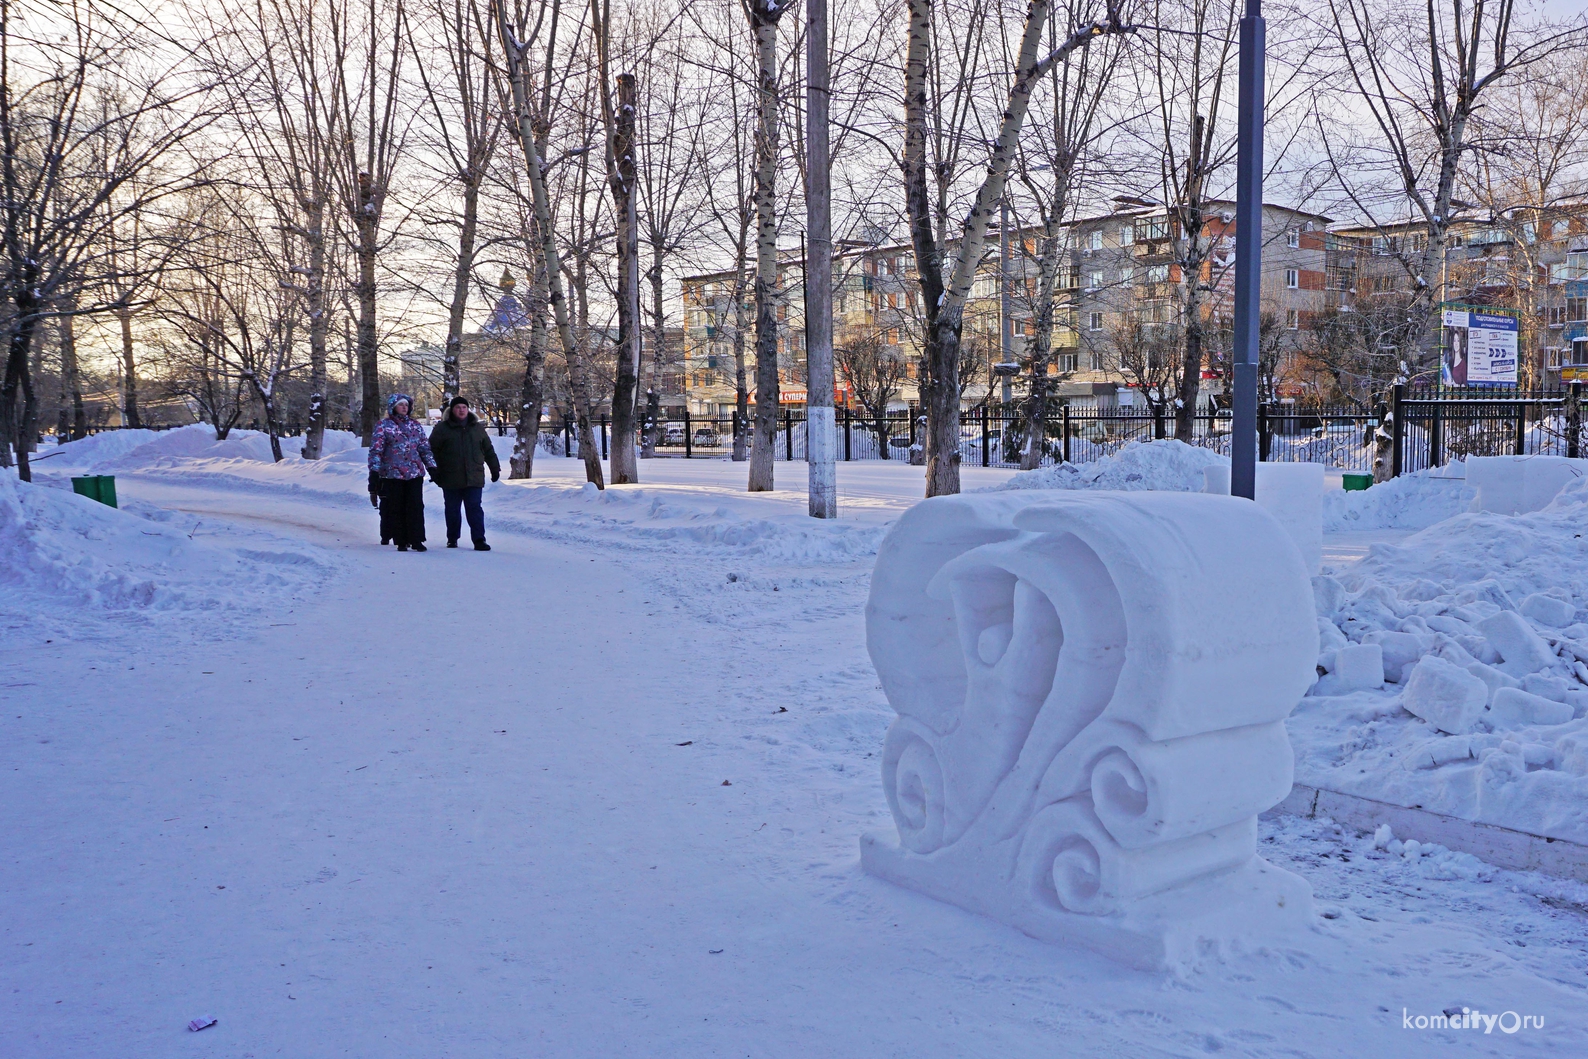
[{"xmin": 1230, "ymin": 0, "xmax": 1265, "ymax": 501}]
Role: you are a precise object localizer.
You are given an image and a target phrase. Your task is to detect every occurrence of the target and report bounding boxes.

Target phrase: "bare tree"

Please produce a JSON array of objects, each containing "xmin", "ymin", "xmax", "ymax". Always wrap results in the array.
[
  {"xmin": 835, "ymin": 330, "xmax": 908, "ymax": 456},
  {"xmin": 496, "ymin": 0, "xmax": 605, "ymax": 486},
  {"xmin": 1320, "ymin": 0, "xmax": 1586, "ymax": 374},
  {"xmin": 744, "ymin": 0, "xmax": 789, "ymax": 492},
  {"xmin": 1110, "ymin": 313, "xmax": 1181, "ymax": 434},
  {"xmin": 0, "ymin": 0, "xmax": 218, "ymax": 479},
  {"xmin": 328, "ymin": 0, "xmax": 409, "ymax": 443},
  {"xmin": 904, "ymin": 0, "xmax": 1135, "ymax": 496},
  {"xmin": 407, "ymin": 0, "xmax": 504, "ymax": 413},
  {"xmin": 636, "ymin": 26, "xmax": 705, "ymax": 458},
  {"xmin": 1013, "ymin": 1, "xmax": 1123, "ymax": 468}
]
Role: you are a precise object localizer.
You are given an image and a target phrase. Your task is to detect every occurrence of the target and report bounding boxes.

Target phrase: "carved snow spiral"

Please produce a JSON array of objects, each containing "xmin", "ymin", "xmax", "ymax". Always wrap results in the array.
[{"xmin": 860, "ymin": 491, "xmax": 1319, "ymax": 969}]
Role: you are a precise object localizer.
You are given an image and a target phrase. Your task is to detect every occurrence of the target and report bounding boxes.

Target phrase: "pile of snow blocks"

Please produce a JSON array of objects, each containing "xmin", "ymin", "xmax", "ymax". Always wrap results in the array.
[{"xmin": 862, "ymin": 491, "xmax": 1318, "ymax": 970}]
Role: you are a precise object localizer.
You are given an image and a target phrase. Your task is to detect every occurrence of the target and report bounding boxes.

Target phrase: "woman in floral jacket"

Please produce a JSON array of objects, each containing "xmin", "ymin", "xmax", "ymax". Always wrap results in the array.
[{"xmin": 367, "ymin": 393, "xmax": 437, "ymax": 551}]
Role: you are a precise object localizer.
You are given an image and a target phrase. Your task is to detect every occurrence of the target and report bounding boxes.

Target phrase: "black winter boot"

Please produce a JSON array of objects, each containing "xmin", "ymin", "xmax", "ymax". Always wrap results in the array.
[
  {"xmin": 474, "ymin": 542, "xmax": 491, "ymax": 551},
  {"xmin": 412, "ymin": 542, "xmax": 428, "ymax": 552}
]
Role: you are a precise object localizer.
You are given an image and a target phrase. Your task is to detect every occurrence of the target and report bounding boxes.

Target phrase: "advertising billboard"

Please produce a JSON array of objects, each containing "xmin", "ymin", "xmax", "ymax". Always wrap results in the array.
[{"xmin": 1442, "ymin": 307, "xmax": 1519, "ymax": 386}]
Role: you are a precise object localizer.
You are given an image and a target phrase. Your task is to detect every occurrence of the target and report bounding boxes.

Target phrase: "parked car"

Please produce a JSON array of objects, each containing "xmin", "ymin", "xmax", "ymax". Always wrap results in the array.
[
  {"xmin": 692, "ymin": 427, "xmax": 720, "ymax": 447},
  {"xmin": 661, "ymin": 424, "xmax": 686, "ymax": 446}
]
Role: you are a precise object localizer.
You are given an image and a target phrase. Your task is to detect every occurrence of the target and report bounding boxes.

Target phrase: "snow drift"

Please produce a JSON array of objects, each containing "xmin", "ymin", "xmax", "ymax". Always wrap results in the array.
[{"xmin": 0, "ymin": 472, "xmax": 335, "ymax": 643}]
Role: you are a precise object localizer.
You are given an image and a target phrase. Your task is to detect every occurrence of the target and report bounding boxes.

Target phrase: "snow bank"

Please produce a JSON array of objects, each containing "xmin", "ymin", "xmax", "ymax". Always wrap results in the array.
[
  {"xmin": 1322, "ymin": 465, "xmax": 1475, "ymax": 532},
  {"xmin": 0, "ymin": 472, "xmax": 335, "ymax": 643},
  {"xmin": 998, "ymin": 440, "xmax": 1481, "ymax": 536},
  {"xmin": 40, "ymin": 425, "xmax": 362, "ymax": 473},
  {"xmin": 996, "ymin": 440, "xmax": 1228, "ymax": 494},
  {"xmin": 488, "ymin": 481, "xmax": 886, "ymax": 562},
  {"xmin": 1297, "ymin": 476, "xmax": 1588, "ymax": 843},
  {"xmin": 57, "ymin": 431, "xmax": 890, "ymax": 564}
]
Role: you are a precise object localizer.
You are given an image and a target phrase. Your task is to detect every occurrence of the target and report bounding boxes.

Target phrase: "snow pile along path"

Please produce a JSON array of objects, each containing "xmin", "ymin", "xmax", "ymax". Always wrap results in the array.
[
  {"xmin": 0, "ymin": 472, "xmax": 337, "ymax": 644},
  {"xmin": 1297, "ymin": 477, "xmax": 1588, "ymax": 843},
  {"xmin": 39, "ymin": 425, "xmax": 363, "ymax": 473},
  {"xmin": 52, "ymin": 432, "xmax": 899, "ymax": 565},
  {"xmin": 995, "ymin": 439, "xmax": 1228, "ymax": 493},
  {"xmin": 1322, "ymin": 463, "xmax": 1475, "ymax": 532}
]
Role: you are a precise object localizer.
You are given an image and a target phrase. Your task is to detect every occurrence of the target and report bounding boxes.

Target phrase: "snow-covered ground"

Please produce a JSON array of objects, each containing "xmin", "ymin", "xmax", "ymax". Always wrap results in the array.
[{"xmin": 5, "ymin": 434, "xmax": 1588, "ymax": 1056}]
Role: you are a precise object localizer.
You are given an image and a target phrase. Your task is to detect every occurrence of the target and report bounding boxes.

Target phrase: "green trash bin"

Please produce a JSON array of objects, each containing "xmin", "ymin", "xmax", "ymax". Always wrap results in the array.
[
  {"xmin": 1342, "ymin": 472, "xmax": 1372, "ymax": 492},
  {"xmin": 70, "ymin": 475, "xmax": 118, "ymax": 508}
]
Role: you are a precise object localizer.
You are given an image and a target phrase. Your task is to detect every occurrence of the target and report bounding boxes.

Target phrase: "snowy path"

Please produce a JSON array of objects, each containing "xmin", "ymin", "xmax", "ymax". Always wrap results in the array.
[{"xmin": 4, "ymin": 463, "xmax": 1586, "ymax": 1057}]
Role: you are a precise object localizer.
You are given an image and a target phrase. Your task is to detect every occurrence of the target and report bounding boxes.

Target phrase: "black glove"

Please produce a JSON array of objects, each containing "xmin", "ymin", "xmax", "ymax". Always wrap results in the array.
[
  {"xmin": 367, "ymin": 470, "xmax": 380, "ymax": 506},
  {"xmin": 427, "ymin": 466, "xmax": 441, "ymax": 484},
  {"xmin": 490, "ymin": 469, "xmax": 500, "ymax": 482}
]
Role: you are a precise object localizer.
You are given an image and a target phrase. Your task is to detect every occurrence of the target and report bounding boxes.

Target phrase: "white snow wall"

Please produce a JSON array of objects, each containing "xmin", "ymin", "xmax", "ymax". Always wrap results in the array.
[{"xmin": 861, "ymin": 491, "xmax": 1318, "ymax": 970}]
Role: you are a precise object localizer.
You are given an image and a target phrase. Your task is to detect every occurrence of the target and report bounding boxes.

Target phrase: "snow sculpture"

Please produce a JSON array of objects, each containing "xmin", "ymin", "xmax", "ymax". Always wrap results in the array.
[
  {"xmin": 862, "ymin": 491, "xmax": 1317, "ymax": 970},
  {"xmin": 1203, "ymin": 462, "xmax": 1324, "ymax": 575}
]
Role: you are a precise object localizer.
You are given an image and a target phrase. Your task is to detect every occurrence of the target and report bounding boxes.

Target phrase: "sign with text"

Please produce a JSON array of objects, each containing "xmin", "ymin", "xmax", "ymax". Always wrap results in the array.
[{"xmin": 1442, "ymin": 308, "xmax": 1519, "ymax": 386}]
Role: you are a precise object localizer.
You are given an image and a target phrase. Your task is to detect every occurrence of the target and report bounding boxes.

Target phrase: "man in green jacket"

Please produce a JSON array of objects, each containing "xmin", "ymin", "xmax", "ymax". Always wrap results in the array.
[{"xmin": 427, "ymin": 396, "xmax": 502, "ymax": 550}]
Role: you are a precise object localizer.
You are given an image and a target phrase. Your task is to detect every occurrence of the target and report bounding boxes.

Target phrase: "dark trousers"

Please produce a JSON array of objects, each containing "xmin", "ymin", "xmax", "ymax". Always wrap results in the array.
[
  {"xmin": 379, "ymin": 477, "xmax": 426, "ymax": 546},
  {"xmin": 443, "ymin": 486, "xmax": 486, "ymax": 544}
]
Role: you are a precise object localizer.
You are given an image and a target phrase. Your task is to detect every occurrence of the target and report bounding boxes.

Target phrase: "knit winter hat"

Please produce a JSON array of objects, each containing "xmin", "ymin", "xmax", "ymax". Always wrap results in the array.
[
  {"xmin": 447, "ymin": 395, "xmax": 471, "ymax": 410},
  {"xmin": 387, "ymin": 392, "xmax": 414, "ymax": 414}
]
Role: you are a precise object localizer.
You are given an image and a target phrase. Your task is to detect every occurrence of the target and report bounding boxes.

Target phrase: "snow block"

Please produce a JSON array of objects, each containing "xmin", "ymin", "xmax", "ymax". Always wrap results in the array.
[
  {"xmin": 1477, "ymin": 610, "xmax": 1556, "ymax": 675},
  {"xmin": 1400, "ymin": 656, "xmax": 1487, "ymax": 734},
  {"xmin": 1466, "ymin": 455, "xmax": 1588, "ymax": 515},
  {"xmin": 862, "ymin": 491, "xmax": 1315, "ymax": 970},
  {"xmin": 1519, "ymin": 593, "xmax": 1576, "ymax": 629},
  {"xmin": 1330, "ymin": 643, "xmax": 1384, "ymax": 691},
  {"xmin": 1489, "ymin": 687, "xmax": 1575, "ymax": 728},
  {"xmin": 1360, "ymin": 630, "xmax": 1432, "ymax": 683},
  {"xmin": 1204, "ymin": 462, "xmax": 1325, "ymax": 575}
]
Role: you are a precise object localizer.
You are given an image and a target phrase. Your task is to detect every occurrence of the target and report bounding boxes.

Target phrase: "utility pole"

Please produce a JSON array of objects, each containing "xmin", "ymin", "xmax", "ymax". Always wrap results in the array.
[
  {"xmin": 805, "ymin": 0, "xmax": 836, "ymax": 517},
  {"xmin": 1230, "ymin": 0, "xmax": 1265, "ymax": 501}
]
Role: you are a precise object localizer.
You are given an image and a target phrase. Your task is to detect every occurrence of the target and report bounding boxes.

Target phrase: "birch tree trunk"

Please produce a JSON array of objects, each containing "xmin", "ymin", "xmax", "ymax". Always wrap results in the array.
[
  {"xmin": 117, "ymin": 306, "xmax": 142, "ymax": 428},
  {"xmin": 602, "ymin": 68, "xmax": 642, "ymax": 484},
  {"xmin": 1020, "ymin": 207, "xmax": 1067, "ymax": 470},
  {"xmin": 59, "ymin": 297, "xmax": 86, "ymax": 440},
  {"xmin": 731, "ymin": 248, "xmax": 751, "ymax": 461},
  {"xmin": 353, "ymin": 171, "xmax": 382, "ymax": 442},
  {"xmin": 745, "ymin": 0, "xmax": 786, "ymax": 493},
  {"xmin": 509, "ymin": 247, "xmax": 549, "ymax": 479},
  {"xmin": 497, "ymin": 5, "xmax": 603, "ymax": 487},
  {"xmin": 441, "ymin": 179, "xmax": 480, "ymax": 408},
  {"xmin": 300, "ymin": 201, "xmax": 331, "ymax": 458}
]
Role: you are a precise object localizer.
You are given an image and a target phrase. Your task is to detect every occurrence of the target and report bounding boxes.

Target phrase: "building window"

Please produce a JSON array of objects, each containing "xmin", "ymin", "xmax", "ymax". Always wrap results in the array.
[
  {"xmin": 1089, "ymin": 311, "xmax": 1103, "ymax": 331},
  {"xmin": 1090, "ymin": 350, "xmax": 1106, "ymax": 371},
  {"xmin": 1568, "ymin": 297, "xmax": 1588, "ymax": 322},
  {"xmin": 1285, "ymin": 269, "xmax": 1299, "ymax": 289},
  {"xmin": 1089, "ymin": 230, "xmax": 1103, "ymax": 250},
  {"xmin": 1147, "ymin": 264, "xmax": 1170, "ymax": 283},
  {"xmin": 1057, "ymin": 352, "xmax": 1078, "ymax": 372},
  {"xmin": 1120, "ymin": 266, "xmax": 1134, "ymax": 284},
  {"xmin": 1088, "ymin": 270, "xmax": 1104, "ymax": 289},
  {"xmin": 1286, "ymin": 309, "xmax": 1299, "ymax": 330},
  {"xmin": 1287, "ymin": 228, "xmax": 1300, "ymax": 249},
  {"xmin": 1120, "ymin": 225, "xmax": 1133, "ymax": 246}
]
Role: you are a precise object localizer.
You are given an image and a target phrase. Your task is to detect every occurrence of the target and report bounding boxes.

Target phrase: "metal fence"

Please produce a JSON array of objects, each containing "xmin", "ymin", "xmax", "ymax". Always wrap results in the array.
[{"xmin": 546, "ymin": 403, "xmax": 1385, "ymax": 473}]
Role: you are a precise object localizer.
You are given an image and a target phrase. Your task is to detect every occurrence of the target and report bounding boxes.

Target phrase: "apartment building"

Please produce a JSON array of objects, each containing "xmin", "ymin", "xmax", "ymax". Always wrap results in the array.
[
  {"xmin": 1332, "ymin": 203, "xmax": 1588, "ymax": 385},
  {"xmin": 678, "ymin": 198, "xmax": 1335, "ymax": 416}
]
